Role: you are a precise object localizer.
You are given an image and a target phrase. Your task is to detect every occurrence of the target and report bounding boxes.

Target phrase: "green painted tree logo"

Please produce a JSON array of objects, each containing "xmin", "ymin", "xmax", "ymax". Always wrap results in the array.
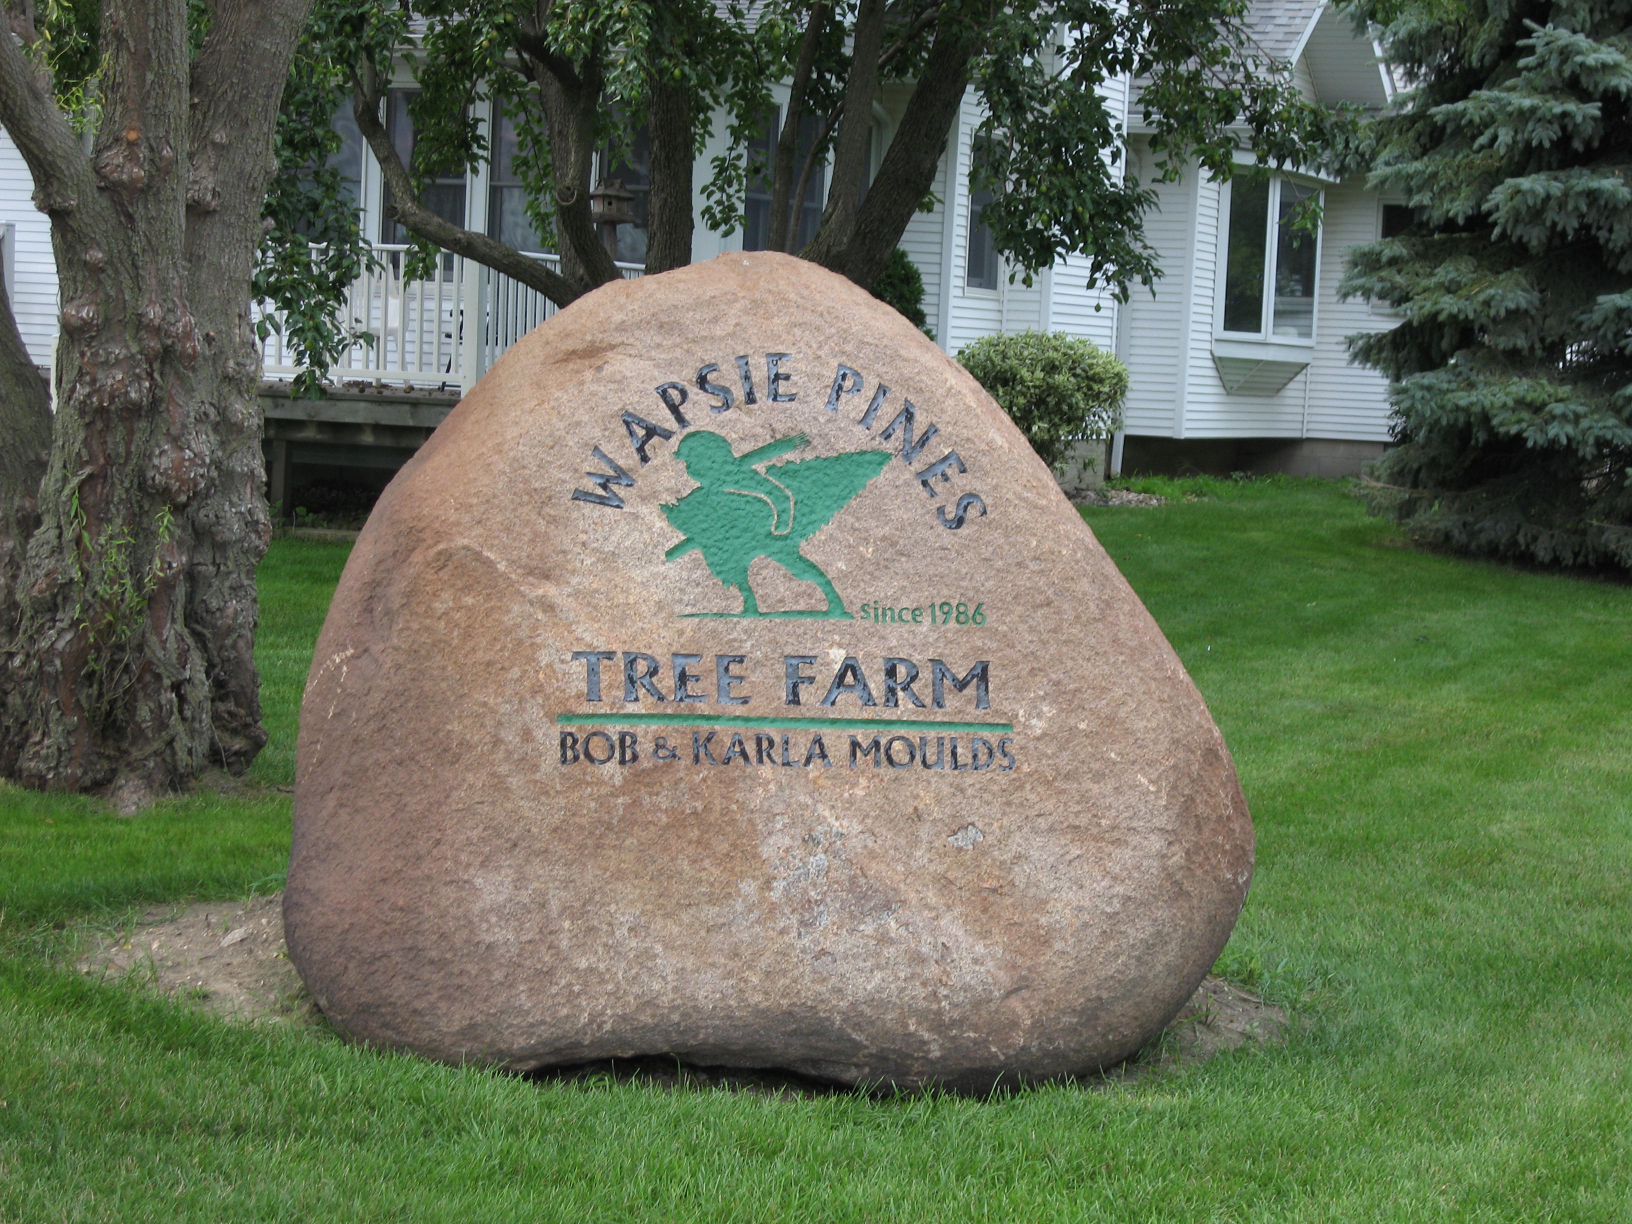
[{"xmin": 662, "ymin": 431, "xmax": 890, "ymax": 618}]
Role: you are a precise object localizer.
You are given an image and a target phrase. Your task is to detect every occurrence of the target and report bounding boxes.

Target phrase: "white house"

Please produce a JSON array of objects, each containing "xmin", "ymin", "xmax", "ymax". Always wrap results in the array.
[
  {"xmin": 0, "ymin": 0, "xmax": 1399, "ymax": 491},
  {"xmin": 1118, "ymin": 0, "xmax": 1402, "ymax": 477}
]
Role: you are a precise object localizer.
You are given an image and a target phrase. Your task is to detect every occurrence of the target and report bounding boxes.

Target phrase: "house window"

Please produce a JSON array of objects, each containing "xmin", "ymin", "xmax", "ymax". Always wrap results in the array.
[
  {"xmin": 965, "ymin": 136, "xmax": 998, "ymax": 290},
  {"xmin": 329, "ymin": 106, "xmax": 365, "ymax": 212},
  {"xmin": 488, "ymin": 105, "xmax": 550, "ymax": 254},
  {"xmin": 599, "ymin": 126, "xmax": 651, "ymax": 265},
  {"xmin": 293, "ymin": 105, "xmax": 364, "ymax": 239},
  {"xmin": 1221, "ymin": 177, "xmax": 1321, "ymax": 340},
  {"xmin": 382, "ymin": 90, "xmax": 467, "ymax": 244},
  {"xmin": 744, "ymin": 108, "xmax": 825, "ymax": 252}
]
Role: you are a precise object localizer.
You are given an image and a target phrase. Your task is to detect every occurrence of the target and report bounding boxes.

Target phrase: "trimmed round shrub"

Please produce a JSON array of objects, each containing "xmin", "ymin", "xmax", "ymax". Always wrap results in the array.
[
  {"xmin": 870, "ymin": 248, "xmax": 930, "ymax": 333},
  {"xmin": 957, "ymin": 330, "xmax": 1128, "ymax": 469}
]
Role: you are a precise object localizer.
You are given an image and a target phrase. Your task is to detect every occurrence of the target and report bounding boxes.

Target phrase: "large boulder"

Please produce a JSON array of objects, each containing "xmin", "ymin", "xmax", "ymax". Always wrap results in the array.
[{"xmin": 284, "ymin": 251, "xmax": 1252, "ymax": 1091}]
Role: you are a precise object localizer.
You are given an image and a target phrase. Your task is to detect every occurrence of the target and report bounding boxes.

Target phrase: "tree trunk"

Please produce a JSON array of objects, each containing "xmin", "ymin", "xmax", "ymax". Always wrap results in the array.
[
  {"xmin": 644, "ymin": 68, "xmax": 695, "ymax": 275},
  {"xmin": 768, "ymin": 1, "xmax": 830, "ymax": 253},
  {"xmin": 800, "ymin": 0, "xmax": 885, "ymax": 269},
  {"xmin": 0, "ymin": 0, "xmax": 312, "ymax": 806},
  {"xmin": 806, "ymin": 21, "xmax": 977, "ymax": 289},
  {"xmin": 533, "ymin": 55, "xmax": 621, "ymax": 291},
  {"xmin": 181, "ymin": 0, "xmax": 319, "ymax": 776},
  {"xmin": 0, "ymin": 280, "xmax": 51, "ymax": 644}
]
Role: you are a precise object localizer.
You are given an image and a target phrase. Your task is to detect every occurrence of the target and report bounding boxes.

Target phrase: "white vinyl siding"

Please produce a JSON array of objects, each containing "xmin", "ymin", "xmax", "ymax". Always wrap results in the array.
[
  {"xmin": 1302, "ymin": 178, "xmax": 1395, "ymax": 441},
  {"xmin": 1047, "ymin": 254, "xmax": 1118, "ymax": 352},
  {"xmin": 1180, "ymin": 169, "xmax": 1309, "ymax": 438},
  {"xmin": 1119, "ymin": 151, "xmax": 1195, "ymax": 436},
  {"xmin": 1294, "ymin": 58, "xmax": 1319, "ymax": 103},
  {"xmin": 1046, "ymin": 69, "xmax": 1125, "ymax": 353},
  {"xmin": 1124, "ymin": 162, "xmax": 1396, "ymax": 441},
  {"xmin": 945, "ymin": 98, "xmax": 1002, "ymax": 351},
  {"xmin": 1178, "ymin": 173, "xmax": 1317, "ymax": 438},
  {"xmin": 943, "ymin": 90, "xmax": 1113, "ymax": 355},
  {"xmin": 1, "ymin": 130, "xmax": 58, "ymax": 369}
]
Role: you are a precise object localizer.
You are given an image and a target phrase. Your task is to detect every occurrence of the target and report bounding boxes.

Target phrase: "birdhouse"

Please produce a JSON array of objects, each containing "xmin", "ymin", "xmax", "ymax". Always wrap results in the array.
[{"xmin": 589, "ymin": 179, "xmax": 637, "ymax": 259}]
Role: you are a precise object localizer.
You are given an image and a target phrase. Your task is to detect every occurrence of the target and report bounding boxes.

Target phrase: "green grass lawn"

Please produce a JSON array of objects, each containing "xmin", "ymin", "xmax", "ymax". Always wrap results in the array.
[{"xmin": 2, "ymin": 482, "xmax": 1628, "ymax": 1221}]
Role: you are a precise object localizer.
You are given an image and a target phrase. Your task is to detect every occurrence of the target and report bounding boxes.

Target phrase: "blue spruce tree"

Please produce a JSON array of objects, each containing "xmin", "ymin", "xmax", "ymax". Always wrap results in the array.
[{"xmin": 1343, "ymin": 0, "xmax": 1632, "ymax": 571}]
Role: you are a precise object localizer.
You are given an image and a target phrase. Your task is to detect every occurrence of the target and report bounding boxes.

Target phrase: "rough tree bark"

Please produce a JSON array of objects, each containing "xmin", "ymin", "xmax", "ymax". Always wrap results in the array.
[
  {"xmin": 0, "ymin": 0, "xmax": 313, "ymax": 807},
  {"xmin": 0, "ymin": 281, "xmax": 51, "ymax": 633},
  {"xmin": 644, "ymin": 69, "xmax": 696, "ymax": 275}
]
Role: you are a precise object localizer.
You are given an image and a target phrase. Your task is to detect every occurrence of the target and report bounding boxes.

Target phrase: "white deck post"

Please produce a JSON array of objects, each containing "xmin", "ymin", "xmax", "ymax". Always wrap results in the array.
[{"xmin": 459, "ymin": 256, "xmax": 485, "ymax": 396}]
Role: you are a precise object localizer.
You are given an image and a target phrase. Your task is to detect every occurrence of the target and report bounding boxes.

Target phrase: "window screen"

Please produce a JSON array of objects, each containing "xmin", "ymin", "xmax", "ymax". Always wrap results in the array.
[
  {"xmin": 382, "ymin": 91, "xmax": 466, "ymax": 244},
  {"xmin": 1222, "ymin": 177, "xmax": 1270, "ymax": 333},
  {"xmin": 744, "ymin": 108, "xmax": 825, "ymax": 252},
  {"xmin": 1272, "ymin": 182, "xmax": 1318, "ymax": 339},
  {"xmin": 966, "ymin": 137, "xmax": 999, "ymax": 290},
  {"xmin": 488, "ymin": 105, "xmax": 550, "ymax": 254}
]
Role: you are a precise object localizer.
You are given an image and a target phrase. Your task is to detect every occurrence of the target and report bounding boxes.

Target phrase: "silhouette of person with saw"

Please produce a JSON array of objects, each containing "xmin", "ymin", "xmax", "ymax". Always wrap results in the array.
[{"xmin": 662, "ymin": 430, "xmax": 889, "ymax": 618}]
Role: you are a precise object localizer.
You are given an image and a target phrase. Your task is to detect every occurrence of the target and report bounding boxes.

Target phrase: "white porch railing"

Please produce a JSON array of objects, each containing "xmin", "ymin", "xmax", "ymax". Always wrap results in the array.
[{"xmin": 256, "ymin": 244, "xmax": 644, "ymax": 394}]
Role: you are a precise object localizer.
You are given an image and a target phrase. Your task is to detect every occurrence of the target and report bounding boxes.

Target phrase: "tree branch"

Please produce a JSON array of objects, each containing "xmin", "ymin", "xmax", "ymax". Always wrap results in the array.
[
  {"xmin": 0, "ymin": 16, "xmax": 95, "ymax": 217},
  {"xmin": 784, "ymin": 109, "xmax": 833, "ymax": 251},
  {"xmin": 779, "ymin": 0, "xmax": 934, "ymax": 258},
  {"xmin": 877, "ymin": 5, "xmax": 941, "ymax": 77},
  {"xmin": 513, "ymin": 17, "xmax": 583, "ymax": 93},
  {"xmin": 351, "ymin": 62, "xmax": 584, "ymax": 307},
  {"xmin": 6, "ymin": 0, "xmax": 41, "ymax": 47}
]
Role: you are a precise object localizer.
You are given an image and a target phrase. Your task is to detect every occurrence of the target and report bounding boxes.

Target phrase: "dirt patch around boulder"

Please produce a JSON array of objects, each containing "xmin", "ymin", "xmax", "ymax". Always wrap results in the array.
[
  {"xmin": 76, "ymin": 894, "xmax": 1285, "ymax": 1087},
  {"xmin": 1112, "ymin": 975, "xmax": 1287, "ymax": 1079},
  {"xmin": 77, "ymin": 894, "xmax": 318, "ymax": 1027}
]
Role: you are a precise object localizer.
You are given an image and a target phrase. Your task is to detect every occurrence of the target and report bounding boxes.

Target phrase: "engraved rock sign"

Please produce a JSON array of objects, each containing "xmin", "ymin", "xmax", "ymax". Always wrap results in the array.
[{"xmin": 285, "ymin": 251, "xmax": 1253, "ymax": 1091}]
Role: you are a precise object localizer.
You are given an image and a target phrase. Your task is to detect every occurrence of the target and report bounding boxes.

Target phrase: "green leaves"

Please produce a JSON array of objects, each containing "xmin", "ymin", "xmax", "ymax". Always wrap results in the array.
[
  {"xmin": 957, "ymin": 331, "xmax": 1127, "ymax": 469},
  {"xmin": 869, "ymin": 248, "xmax": 931, "ymax": 334},
  {"xmin": 255, "ymin": 0, "xmax": 384, "ymax": 399},
  {"xmin": 1484, "ymin": 166, "xmax": 1632, "ymax": 265},
  {"xmin": 22, "ymin": 0, "xmax": 104, "ymax": 126}
]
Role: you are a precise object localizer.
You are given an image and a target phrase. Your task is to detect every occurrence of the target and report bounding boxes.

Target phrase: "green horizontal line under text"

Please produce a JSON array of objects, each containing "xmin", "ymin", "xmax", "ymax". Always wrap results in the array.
[{"xmin": 556, "ymin": 713, "xmax": 1014, "ymax": 735}]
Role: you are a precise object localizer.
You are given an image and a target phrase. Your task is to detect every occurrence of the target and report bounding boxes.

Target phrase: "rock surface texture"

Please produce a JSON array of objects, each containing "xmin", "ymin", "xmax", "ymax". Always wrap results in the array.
[{"xmin": 285, "ymin": 252, "xmax": 1253, "ymax": 1091}]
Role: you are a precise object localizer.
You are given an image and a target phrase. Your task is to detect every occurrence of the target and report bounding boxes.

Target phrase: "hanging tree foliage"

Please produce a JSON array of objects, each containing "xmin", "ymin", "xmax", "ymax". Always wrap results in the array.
[
  {"xmin": 1342, "ymin": 0, "xmax": 1632, "ymax": 571},
  {"xmin": 264, "ymin": 0, "xmax": 1354, "ymax": 381}
]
